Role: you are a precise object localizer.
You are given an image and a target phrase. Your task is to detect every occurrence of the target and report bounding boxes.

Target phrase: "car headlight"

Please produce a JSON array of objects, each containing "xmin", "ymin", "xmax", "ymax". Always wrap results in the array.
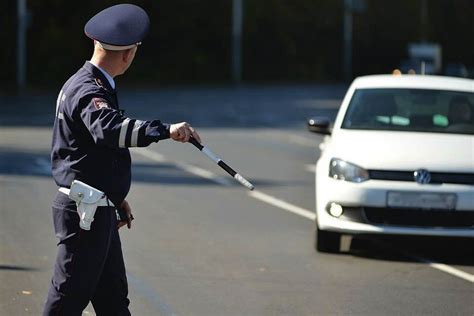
[{"xmin": 329, "ymin": 158, "xmax": 369, "ymax": 183}]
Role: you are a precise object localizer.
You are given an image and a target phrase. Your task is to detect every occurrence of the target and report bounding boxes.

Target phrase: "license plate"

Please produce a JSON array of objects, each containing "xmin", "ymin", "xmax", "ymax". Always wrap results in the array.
[{"xmin": 387, "ymin": 191, "xmax": 457, "ymax": 210}]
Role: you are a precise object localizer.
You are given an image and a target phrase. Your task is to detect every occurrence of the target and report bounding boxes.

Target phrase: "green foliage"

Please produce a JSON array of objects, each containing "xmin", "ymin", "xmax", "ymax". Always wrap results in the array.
[
  {"xmin": 1, "ymin": 0, "xmax": 473, "ymax": 88},
  {"xmin": 244, "ymin": 0, "xmax": 342, "ymax": 81}
]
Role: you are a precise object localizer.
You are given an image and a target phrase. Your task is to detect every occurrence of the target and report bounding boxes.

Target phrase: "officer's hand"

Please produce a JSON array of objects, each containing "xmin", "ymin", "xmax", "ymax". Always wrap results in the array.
[
  {"xmin": 170, "ymin": 122, "xmax": 201, "ymax": 143},
  {"xmin": 118, "ymin": 199, "xmax": 134, "ymax": 230}
]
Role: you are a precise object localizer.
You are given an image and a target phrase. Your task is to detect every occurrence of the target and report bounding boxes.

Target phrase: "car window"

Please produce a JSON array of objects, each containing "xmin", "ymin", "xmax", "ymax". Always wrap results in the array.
[{"xmin": 342, "ymin": 88, "xmax": 474, "ymax": 134}]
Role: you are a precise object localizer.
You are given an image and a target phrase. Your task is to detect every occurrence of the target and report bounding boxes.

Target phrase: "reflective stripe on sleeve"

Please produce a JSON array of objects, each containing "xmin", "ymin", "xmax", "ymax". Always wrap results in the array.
[
  {"xmin": 55, "ymin": 90, "xmax": 63, "ymax": 115},
  {"xmin": 130, "ymin": 120, "xmax": 144, "ymax": 147},
  {"xmin": 119, "ymin": 118, "xmax": 131, "ymax": 148}
]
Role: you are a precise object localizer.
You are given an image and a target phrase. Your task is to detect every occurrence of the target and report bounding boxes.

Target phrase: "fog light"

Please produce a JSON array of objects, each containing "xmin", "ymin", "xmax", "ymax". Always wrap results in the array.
[{"xmin": 328, "ymin": 203, "xmax": 344, "ymax": 218}]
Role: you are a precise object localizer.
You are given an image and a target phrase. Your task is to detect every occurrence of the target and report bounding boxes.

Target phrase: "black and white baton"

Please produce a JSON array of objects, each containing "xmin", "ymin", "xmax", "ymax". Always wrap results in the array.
[{"xmin": 188, "ymin": 137, "xmax": 255, "ymax": 191}]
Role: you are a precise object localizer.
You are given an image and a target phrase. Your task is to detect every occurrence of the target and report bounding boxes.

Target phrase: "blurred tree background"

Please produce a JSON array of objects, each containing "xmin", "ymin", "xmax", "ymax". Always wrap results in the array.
[{"xmin": 1, "ymin": 0, "xmax": 473, "ymax": 90}]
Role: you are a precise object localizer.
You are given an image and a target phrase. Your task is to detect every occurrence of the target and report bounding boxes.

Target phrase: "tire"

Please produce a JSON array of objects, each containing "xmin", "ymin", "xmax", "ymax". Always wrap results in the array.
[{"xmin": 315, "ymin": 225, "xmax": 341, "ymax": 253}]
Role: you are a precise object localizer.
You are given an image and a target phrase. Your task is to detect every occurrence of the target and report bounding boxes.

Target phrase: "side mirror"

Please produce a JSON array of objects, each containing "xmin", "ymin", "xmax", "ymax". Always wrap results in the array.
[{"xmin": 307, "ymin": 117, "xmax": 332, "ymax": 135}]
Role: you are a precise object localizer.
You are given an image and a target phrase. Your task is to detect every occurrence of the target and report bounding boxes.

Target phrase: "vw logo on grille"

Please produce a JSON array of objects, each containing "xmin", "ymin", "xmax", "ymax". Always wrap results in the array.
[{"xmin": 414, "ymin": 169, "xmax": 431, "ymax": 184}]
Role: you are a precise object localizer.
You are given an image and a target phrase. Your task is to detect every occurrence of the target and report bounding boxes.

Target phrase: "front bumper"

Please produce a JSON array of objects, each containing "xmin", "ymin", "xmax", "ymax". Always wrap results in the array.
[{"xmin": 316, "ymin": 177, "xmax": 474, "ymax": 237}]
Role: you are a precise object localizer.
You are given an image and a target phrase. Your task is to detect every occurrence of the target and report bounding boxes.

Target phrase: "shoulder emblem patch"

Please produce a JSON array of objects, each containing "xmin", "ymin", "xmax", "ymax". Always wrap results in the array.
[{"xmin": 92, "ymin": 98, "xmax": 109, "ymax": 110}]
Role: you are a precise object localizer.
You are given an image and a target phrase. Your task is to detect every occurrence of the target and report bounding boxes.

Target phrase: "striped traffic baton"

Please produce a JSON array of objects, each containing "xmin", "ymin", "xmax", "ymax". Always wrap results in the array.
[{"xmin": 188, "ymin": 137, "xmax": 255, "ymax": 191}]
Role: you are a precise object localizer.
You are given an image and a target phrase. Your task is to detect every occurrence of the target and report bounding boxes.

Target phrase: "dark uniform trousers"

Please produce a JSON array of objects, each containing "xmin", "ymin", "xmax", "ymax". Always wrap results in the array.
[{"xmin": 43, "ymin": 192, "xmax": 131, "ymax": 315}]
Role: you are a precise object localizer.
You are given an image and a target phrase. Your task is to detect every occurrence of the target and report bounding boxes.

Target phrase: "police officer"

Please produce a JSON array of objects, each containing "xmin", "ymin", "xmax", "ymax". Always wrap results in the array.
[{"xmin": 43, "ymin": 4, "xmax": 201, "ymax": 315}]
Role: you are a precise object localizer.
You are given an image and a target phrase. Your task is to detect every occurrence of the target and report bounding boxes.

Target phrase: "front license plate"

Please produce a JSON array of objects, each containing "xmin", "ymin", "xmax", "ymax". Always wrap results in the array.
[{"xmin": 387, "ymin": 191, "xmax": 457, "ymax": 210}]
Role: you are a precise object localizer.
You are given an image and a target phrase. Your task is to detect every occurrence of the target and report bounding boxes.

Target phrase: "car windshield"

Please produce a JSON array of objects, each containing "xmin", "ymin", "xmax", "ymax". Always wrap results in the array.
[{"xmin": 342, "ymin": 88, "xmax": 474, "ymax": 135}]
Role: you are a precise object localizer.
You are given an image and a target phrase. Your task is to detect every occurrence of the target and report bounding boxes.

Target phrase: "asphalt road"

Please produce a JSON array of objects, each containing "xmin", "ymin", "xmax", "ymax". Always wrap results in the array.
[{"xmin": 1, "ymin": 85, "xmax": 473, "ymax": 315}]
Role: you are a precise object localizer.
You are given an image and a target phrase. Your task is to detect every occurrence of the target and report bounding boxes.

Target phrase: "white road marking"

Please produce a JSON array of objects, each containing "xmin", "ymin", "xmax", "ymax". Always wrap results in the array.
[
  {"xmin": 305, "ymin": 164, "xmax": 315, "ymax": 173},
  {"xmin": 174, "ymin": 161, "xmax": 231, "ymax": 186},
  {"xmin": 285, "ymin": 134, "xmax": 318, "ymax": 147},
  {"xmin": 410, "ymin": 256, "xmax": 474, "ymax": 283},
  {"xmin": 134, "ymin": 148, "xmax": 474, "ymax": 284},
  {"xmin": 249, "ymin": 190, "xmax": 316, "ymax": 221},
  {"xmin": 132, "ymin": 148, "xmax": 167, "ymax": 162},
  {"xmin": 133, "ymin": 148, "xmax": 232, "ymax": 187},
  {"xmin": 251, "ymin": 187, "xmax": 474, "ymax": 283}
]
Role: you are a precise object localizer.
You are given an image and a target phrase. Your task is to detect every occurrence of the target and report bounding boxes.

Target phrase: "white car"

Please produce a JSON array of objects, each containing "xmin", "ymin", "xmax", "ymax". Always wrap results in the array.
[{"xmin": 308, "ymin": 74, "xmax": 474, "ymax": 253}]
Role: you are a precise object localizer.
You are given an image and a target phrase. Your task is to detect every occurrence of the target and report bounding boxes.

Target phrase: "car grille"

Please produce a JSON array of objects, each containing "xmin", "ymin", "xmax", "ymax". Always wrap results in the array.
[
  {"xmin": 368, "ymin": 170, "xmax": 474, "ymax": 185},
  {"xmin": 363, "ymin": 207, "xmax": 474, "ymax": 228}
]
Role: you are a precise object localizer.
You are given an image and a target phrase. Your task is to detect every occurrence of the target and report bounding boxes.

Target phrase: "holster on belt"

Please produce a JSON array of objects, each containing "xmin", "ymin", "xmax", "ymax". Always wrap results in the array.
[{"xmin": 59, "ymin": 180, "xmax": 114, "ymax": 230}]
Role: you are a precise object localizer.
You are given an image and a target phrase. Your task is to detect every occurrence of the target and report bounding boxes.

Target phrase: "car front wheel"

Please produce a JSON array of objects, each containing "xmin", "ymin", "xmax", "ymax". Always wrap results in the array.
[{"xmin": 315, "ymin": 225, "xmax": 341, "ymax": 253}]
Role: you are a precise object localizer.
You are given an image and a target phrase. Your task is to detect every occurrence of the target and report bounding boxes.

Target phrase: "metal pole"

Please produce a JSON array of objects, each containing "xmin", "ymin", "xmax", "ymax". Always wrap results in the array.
[
  {"xmin": 232, "ymin": 0, "xmax": 243, "ymax": 84},
  {"xmin": 343, "ymin": 0, "xmax": 352, "ymax": 82},
  {"xmin": 17, "ymin": 0, "xmax": 27, "ymax": 88},
  {"xmin": 420, "ymin": 0, "xmax": 427, "ymax": 41}
]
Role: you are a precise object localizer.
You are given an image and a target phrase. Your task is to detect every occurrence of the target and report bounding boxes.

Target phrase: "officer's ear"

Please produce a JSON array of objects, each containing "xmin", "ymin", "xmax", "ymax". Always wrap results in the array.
[{"xmin": 122, "ymin": 47, "xmax": 136, "ymax": 64}]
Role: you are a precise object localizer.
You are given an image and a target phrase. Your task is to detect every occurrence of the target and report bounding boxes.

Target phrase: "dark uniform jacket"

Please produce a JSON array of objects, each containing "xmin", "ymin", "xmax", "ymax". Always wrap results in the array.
[{"xmin": 52, "ymin": 61, "xmax": 170, "ymax": 207}]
